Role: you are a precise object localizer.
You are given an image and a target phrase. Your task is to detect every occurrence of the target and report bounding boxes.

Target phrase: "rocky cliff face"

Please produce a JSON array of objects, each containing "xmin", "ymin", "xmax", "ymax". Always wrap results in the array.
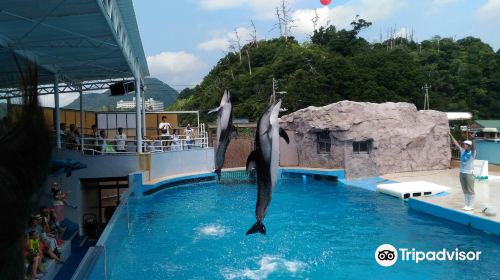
[{"xmin": 280, "ymin": 101, "xmax": 451, "ymax": 179}]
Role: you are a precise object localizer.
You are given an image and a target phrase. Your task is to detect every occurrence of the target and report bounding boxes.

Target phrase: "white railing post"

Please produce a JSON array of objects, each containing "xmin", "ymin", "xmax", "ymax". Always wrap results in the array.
[{"xmin": 135, "ymin": 75, "xmax": 142, "ymax": 153}]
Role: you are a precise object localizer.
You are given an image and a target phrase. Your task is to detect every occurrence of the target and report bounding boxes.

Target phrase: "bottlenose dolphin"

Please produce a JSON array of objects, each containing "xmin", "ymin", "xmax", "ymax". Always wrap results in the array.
[
  {"xmin": 208, "ymin": 90, "xmax": 234, "ymax": 179},
  {"xmin": 246, "ymin": 100, "xmax": 289, "ymax": 235}
]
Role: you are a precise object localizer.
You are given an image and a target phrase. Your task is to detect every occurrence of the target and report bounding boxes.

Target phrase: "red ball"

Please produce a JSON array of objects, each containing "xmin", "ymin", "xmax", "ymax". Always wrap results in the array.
[{"xmin": 320, "ymin": 0, "xmax": 332, "ymax": 5}]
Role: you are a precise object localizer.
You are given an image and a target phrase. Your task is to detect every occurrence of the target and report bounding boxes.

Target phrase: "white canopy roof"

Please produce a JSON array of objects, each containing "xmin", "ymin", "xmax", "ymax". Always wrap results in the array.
[
  {"xmin": 446, "ymin": 112, "xmax": 472, "ymax": 120},
  {"xmin": 0, "ymin": 0, "xmax": 149, "ymax": 91}
]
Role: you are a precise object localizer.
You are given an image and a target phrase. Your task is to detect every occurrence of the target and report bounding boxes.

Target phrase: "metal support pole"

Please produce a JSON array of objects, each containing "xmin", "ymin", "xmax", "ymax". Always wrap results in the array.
[
  {"xmin": 141, "ymin": 87, "xmax": 146, "ymax": 137},
  {"xmin": 79, "ymin": 87, "xmax": 84, "ymax": 151},
  {"xmin": 197, "ymin": 112, "xmax": 200, "ymax": 135},
  {"xmin": 54, "ymin": 75, "xmax": 61, "ymax": 149},
  {"xmin": 135, "ymin": 75, "xmax": 143, "ymax": 153}
]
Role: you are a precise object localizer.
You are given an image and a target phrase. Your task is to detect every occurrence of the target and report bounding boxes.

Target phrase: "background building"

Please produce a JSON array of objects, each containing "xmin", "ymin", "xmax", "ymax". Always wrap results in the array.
[{"xmin": 117, "ymin": 97, "xmax": 164, "ymax": 111}]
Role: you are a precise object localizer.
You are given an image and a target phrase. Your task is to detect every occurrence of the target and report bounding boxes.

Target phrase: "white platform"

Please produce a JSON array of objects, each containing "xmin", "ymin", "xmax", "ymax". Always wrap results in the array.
[{"xmin": 376, "ymin": 181, "xmax": 450, "ymax": 199}]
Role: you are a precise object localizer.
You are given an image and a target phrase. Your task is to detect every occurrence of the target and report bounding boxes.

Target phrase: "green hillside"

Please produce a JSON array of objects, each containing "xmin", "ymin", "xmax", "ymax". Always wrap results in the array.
[
  {"xmin": 64, "ymin": 77, "xmax": 178, "ymax": 111},
  {"xmin": 169, "ymin": 19, "xmax": 500, "ymax": 122}
]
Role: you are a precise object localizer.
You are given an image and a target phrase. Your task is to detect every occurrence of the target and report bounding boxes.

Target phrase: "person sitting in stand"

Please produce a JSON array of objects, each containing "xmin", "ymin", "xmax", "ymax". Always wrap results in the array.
[
  {"xmin": 115, "ymin": 127, "xmax": 127, "ymax": 152},
  {"xmin": 26, "ymin": 230, "xmax": 44, "ymax": 280},
  {"xmin": 28, "ymin": 216, "xmax": 63, "ymax": 264},
  {"xmin": 40, "ymin": 207, "xmax": 63, "ymax": 245}
]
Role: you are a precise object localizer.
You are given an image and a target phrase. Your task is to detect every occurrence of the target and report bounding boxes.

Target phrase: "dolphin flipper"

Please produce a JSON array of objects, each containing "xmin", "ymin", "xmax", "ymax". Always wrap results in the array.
[
  {"xmin": 246, "ymin": 151, "xmax": 257, "ymax": 173},
  {"xmin": 279, "ymin": 128, "xmax": 289, "ymax": 144},
  {"xmin": 208, "ymin": 106, "xmax": 222, "ymax": 114},
  {"xmin": 246, "ymin": 221, "xmax": 266, "ymax": 235}
]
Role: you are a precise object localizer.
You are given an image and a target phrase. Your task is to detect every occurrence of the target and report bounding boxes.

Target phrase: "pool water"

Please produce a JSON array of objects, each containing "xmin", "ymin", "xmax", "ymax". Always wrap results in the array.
[
  {"xmin": 91, "ymin": 177, "xmax": 500, "ymax": 279},
  {"xmin": 475, "ymin": 140, "xmax": 500, "ymax": 165}
]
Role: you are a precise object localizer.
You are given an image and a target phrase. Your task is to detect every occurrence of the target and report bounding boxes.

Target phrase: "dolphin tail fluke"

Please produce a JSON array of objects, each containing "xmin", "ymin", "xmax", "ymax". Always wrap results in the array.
[
  {"xmin": 279, "ymin": 127, "xmax": 289, "ymax": 144},
  {"xmin": 246, "ymin": 221, "xmax": 266, "ymax": 235}
]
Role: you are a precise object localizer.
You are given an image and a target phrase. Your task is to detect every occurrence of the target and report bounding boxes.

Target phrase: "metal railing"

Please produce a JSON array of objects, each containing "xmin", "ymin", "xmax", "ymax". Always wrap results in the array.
[{"xmin": 58, "ymin": 125, "xmax": 210, "ymax": 155}]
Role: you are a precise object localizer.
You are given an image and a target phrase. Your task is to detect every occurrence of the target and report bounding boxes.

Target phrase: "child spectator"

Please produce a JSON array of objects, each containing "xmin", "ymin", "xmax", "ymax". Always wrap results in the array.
[{"xmin": 27, "ymin": 230, "xmax": 43, "ymax": 279}]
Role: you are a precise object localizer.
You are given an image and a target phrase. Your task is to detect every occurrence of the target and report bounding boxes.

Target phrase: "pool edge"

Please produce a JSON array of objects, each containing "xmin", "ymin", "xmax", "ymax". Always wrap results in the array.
[{"xmin": 408, "ymin": 198, "xmax": 500, "ymax": 236}]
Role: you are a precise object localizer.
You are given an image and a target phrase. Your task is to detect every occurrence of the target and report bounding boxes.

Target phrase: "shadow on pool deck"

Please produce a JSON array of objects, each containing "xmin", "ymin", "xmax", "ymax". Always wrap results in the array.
[{"xmin": 381, "ymin": 168, "xmax": 500, "ymax": 235}]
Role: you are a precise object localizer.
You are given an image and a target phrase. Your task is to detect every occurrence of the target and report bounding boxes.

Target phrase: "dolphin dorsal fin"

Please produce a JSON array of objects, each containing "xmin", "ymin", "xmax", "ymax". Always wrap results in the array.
[{"xmin": 279, "ymin": 128, "xmax": 289, "ymax": 144}]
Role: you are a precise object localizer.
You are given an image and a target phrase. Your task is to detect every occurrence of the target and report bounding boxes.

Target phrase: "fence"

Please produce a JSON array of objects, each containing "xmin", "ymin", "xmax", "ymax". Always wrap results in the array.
[{"xmin": 59, "ymin": 123, "xmax": 209, "ymax": 155}]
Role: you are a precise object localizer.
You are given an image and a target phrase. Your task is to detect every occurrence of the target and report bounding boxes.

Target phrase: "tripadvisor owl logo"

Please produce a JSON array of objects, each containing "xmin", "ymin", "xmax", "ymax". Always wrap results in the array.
[
  {"xmin": 375, "ymin": 244, "xmax": 398, "ymax": 267},
  {"xmin": 375, "ymin": 244, "xmax": 482, "ymax": 267}
]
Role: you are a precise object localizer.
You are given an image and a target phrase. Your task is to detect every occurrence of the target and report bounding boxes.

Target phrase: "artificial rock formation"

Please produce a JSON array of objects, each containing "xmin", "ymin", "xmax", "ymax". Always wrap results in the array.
[{"xmin": 280, "ymin": 101, "xmax": 451, "ymax": 179}]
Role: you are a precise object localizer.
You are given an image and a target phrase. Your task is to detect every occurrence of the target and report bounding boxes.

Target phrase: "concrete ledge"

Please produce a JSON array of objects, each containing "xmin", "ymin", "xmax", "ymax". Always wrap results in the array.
[
  {"xmin": 142, "ymin": 171, "xmax": 216, "ymax": 195},
  {"xmin": 408, "ymin": 198, "xmax": 500, "ymax": 236},
  {"xmin": 339, "ymin": 177, "xmax": 397, "ymax": 192},
  {"xmin": 280, "ymin": 167, "xmax": 345, "ymax": 179},
  {"xmin": 41, "ymin": 236, "xmax": 72, "ymax": 280}
]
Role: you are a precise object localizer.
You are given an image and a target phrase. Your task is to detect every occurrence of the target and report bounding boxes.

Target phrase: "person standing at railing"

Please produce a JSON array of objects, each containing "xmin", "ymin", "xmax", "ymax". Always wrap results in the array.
[
  {"xmin": 115, "ymin": 127, "xmax": 127, "ymax": 152},
  {"xmin": 171, "ymin": 129, "xmax": 181, "ymax": 151},
  {"xmin": 185, "ymin": 123, "xmax": 194, "ymax": 149},
  {"xmin": 91, "ymin": 124, "xmax": 99, "ymax": 152},
  {"xmin": 98, "ymin": 130, "xmax": 107, "ymax": 153},
  {"xmin": 59, "ymin": 123, "xmax": 68, "ymax": 147},
  {"xmin": 449, "ymin": 132, "xmax": 476, "ymax": 211},
  {"xmin": 65, "ymin": 124, "xmax": 79, "ymax": 150},
  {"xmin": 159, "ymin": 116, "xmax": 172, "ymax": 151}
]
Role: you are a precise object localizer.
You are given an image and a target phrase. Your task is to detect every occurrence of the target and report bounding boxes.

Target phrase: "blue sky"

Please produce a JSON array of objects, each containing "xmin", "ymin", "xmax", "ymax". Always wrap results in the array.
[{"xmin": 133, "ymin": 0, "xmax": 500, "ymax": 92}]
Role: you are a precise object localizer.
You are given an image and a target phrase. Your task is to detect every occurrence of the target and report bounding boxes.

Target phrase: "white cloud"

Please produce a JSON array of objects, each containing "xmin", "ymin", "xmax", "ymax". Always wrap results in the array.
[
  {"xmin": 476, "ymin": 0, "xmax": 500, "ymax": 21},
  {"xmin": 198, "ymin": 27, "xmax": 254, "ymax": 52},
  {"xmin": 395, "ymin": 27, "xmax": 409, "ymax": 38},
  {"xmin": 198, "ymin": 38, "xmax": 231, "ymax": 52},
  {"xmin": 292, "ymin": 0, "xmax": 405, "ymax": 36},
  {"xmin": 429, "ymin": 0, "xmax": 458, "ymax": 12},
  {"xmin": 200, "ymin": 0, "xmax": 288, "ymax": 19},
  {"xmin": 147, "ymin": 51, "xmax": 207, "ymax": 87},
  {"xmin": 431, "ymin": 0, "xmax": 458, "ymax": 6}
]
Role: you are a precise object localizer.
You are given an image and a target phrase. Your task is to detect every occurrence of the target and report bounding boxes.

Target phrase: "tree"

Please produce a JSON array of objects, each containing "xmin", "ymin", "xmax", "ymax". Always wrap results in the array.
[{"xmin": 172, "ymin": 20, "xmax": 500, "ymax": 121}]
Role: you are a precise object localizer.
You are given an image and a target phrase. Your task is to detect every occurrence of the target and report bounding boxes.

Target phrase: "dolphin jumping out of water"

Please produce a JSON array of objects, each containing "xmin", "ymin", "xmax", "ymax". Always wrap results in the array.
[
  {"xmin": 208, "ymin": 90, "xmax": 234, "ymax": 180},
  {"xmin": 245, "ymin": 100, "xmax": 289, "ymax": 235}
]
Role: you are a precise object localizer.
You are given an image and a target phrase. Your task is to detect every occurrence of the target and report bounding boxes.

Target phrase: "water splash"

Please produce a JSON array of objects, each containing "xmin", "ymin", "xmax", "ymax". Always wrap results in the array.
[
  {"xmin": 222, "ymin": 255, "xmax": 307, "ymax": 280},
  {"xmin": 195, "ymin": 223, "xmax": 230, "ymax": 240}
]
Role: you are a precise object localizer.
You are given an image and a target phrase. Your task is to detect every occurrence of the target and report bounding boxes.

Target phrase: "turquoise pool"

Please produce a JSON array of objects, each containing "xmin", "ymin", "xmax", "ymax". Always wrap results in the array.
[
  {"xmin": 475, "ymin": 140, "xmax": 500, "ymax": 165},
  {"xmin": 87, "ymin": 176, "xmax": 500, "ymax": 279}
]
